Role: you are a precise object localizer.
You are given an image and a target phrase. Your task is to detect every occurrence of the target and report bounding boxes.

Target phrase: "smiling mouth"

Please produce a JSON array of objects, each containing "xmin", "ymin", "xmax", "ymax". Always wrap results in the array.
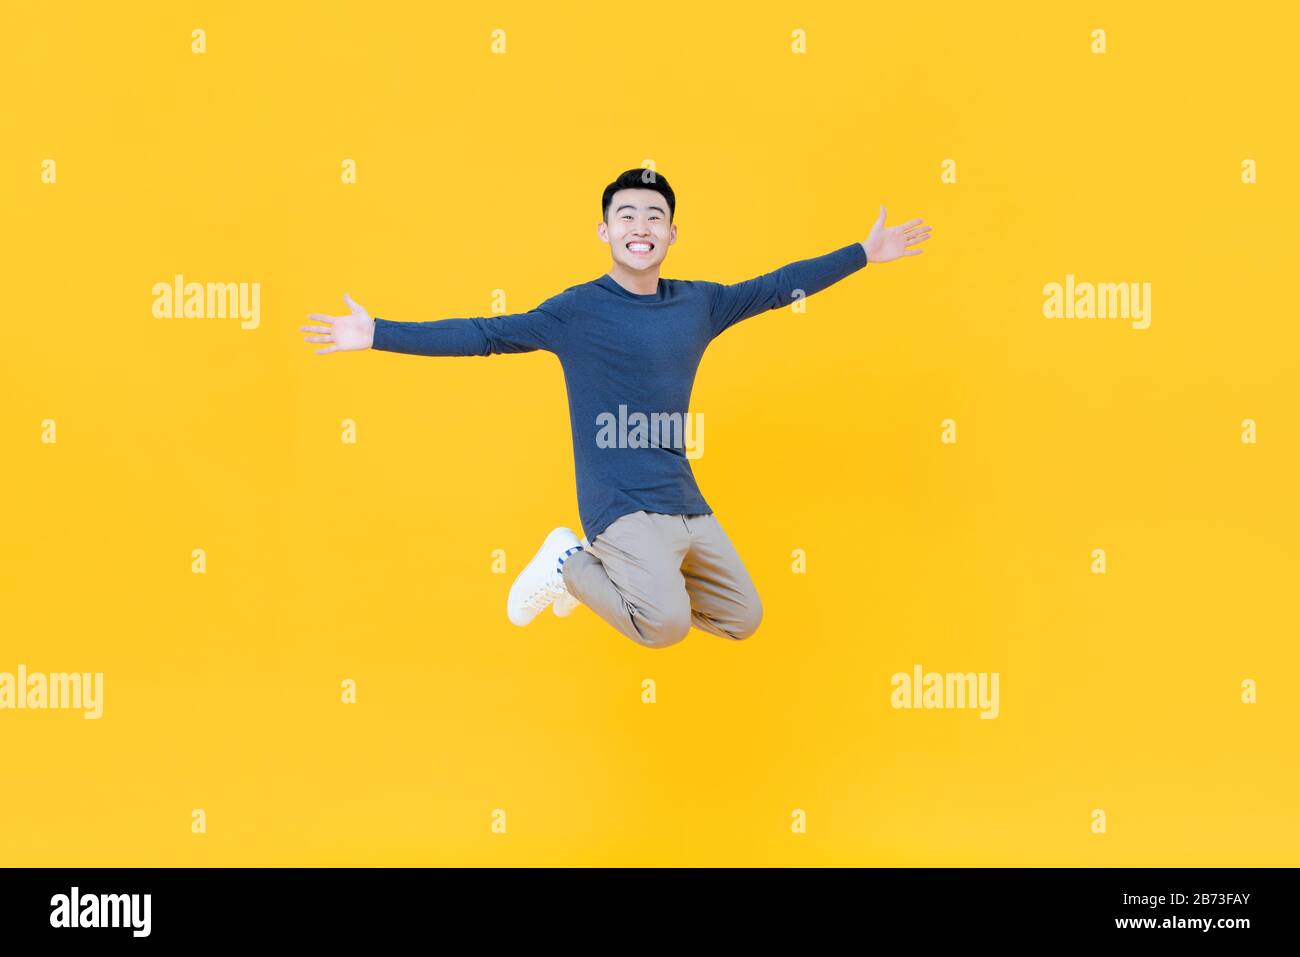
[{"xmin": 626, "ymin": 242, "xmax": 655, "ymax": 255}]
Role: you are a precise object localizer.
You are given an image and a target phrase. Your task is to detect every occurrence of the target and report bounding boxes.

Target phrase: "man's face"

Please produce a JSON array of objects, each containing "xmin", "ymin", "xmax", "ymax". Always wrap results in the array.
[{"xmin": 598, "ymin": 188, "xmax": 676, "ymax": 271}]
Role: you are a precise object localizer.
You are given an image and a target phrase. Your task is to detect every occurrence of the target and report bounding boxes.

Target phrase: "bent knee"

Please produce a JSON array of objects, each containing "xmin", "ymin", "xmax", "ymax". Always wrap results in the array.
[
  {"xmin": 727, "ymin": 595, "xmax": 764, "ymax": 641},
  {"xmin": 635, "ymin": 606, "xmax": 692, "ymax": 649}
]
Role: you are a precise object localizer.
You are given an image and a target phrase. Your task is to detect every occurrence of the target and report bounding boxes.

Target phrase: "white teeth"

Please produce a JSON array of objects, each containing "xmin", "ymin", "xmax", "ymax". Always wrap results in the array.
[{"xmin": 627, "ymin": 243, "xmax": 652, "ymax": 252}]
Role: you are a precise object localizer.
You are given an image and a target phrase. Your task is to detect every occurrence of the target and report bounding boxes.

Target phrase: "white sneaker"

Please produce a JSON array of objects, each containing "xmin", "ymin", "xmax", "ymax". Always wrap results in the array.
[
  {"xmin": 507, "ymin": 527, "xmax": 583, "ymax": 626},
  {"xmin": 552, "ymin": 589, "xmax": 580, "ymax": 617}
]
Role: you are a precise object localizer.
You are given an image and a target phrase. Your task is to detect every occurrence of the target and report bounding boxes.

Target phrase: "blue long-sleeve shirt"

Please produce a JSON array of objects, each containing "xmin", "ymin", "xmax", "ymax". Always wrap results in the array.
[{"xmin": 372, "ymin": 240, "xmax": 868, "ymax": 544}]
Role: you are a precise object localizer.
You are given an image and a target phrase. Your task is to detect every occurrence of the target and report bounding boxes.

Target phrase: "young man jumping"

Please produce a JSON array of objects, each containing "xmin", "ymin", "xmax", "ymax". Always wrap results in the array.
[{"xmin": 303, "ymin": 168, "xmax": 931, "ymax": 649}]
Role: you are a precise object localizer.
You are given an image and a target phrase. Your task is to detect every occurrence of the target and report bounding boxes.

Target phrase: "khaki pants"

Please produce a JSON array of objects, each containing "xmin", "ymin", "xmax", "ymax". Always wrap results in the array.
[{"xmin": 561, "ymin": 510, "xmax": 763, "ymax": 649}]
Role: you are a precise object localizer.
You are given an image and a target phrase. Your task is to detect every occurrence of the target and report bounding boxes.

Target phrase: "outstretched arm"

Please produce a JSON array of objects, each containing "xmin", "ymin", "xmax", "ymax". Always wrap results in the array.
[
  {"xmin": 709, "ymin": 206, "xmax": 931, "ymax": 338},
  {"xmin": 301, "ymin": 292, "xmax": 568, "ymax": 357}
]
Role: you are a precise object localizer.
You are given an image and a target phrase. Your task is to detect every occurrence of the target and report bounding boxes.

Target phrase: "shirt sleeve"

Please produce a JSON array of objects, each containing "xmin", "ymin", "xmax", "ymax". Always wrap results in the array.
[
  {"xmin": 371, "ymin": 289, "xmax": 573, "ymax": 357},
  {"xmin": 707, "ymin": 241, "xmax": 868, "ymax": 339}
]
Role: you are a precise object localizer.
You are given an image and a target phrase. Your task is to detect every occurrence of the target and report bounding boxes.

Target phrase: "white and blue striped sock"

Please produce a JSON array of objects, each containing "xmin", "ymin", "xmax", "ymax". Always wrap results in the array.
[{"xmin": 556, "ymin": 543, "xmax": 583, "ymax": 575}]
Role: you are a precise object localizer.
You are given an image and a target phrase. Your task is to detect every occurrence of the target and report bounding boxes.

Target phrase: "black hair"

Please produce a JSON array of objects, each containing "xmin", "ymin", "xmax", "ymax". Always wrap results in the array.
[{"xmin": 602, "ymin": 168, "xmax": 675, "ymax": 223}]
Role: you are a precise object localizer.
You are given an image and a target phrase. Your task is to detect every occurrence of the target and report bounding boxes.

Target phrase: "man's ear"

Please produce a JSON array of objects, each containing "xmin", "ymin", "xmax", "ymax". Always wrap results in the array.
[
  {"xmin": 597, "ymin": 221, "xmax": 609, "ymax": 244},
  {"xmin": 669, "ymin": 223, "xmax": 677, "ymax": 245}
]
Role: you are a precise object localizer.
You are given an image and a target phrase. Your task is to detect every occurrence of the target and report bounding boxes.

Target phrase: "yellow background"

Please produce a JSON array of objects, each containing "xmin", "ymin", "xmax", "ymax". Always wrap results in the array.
[{"xmin": 2, "ymin": 0, "xmax": 1296, "ymax": 866}]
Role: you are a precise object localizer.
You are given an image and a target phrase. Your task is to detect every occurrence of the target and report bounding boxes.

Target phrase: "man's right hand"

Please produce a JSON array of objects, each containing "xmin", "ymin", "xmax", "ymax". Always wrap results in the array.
[{"xmin": 302, "ymin": 293, "xmax": 374, "ymax": 354}]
